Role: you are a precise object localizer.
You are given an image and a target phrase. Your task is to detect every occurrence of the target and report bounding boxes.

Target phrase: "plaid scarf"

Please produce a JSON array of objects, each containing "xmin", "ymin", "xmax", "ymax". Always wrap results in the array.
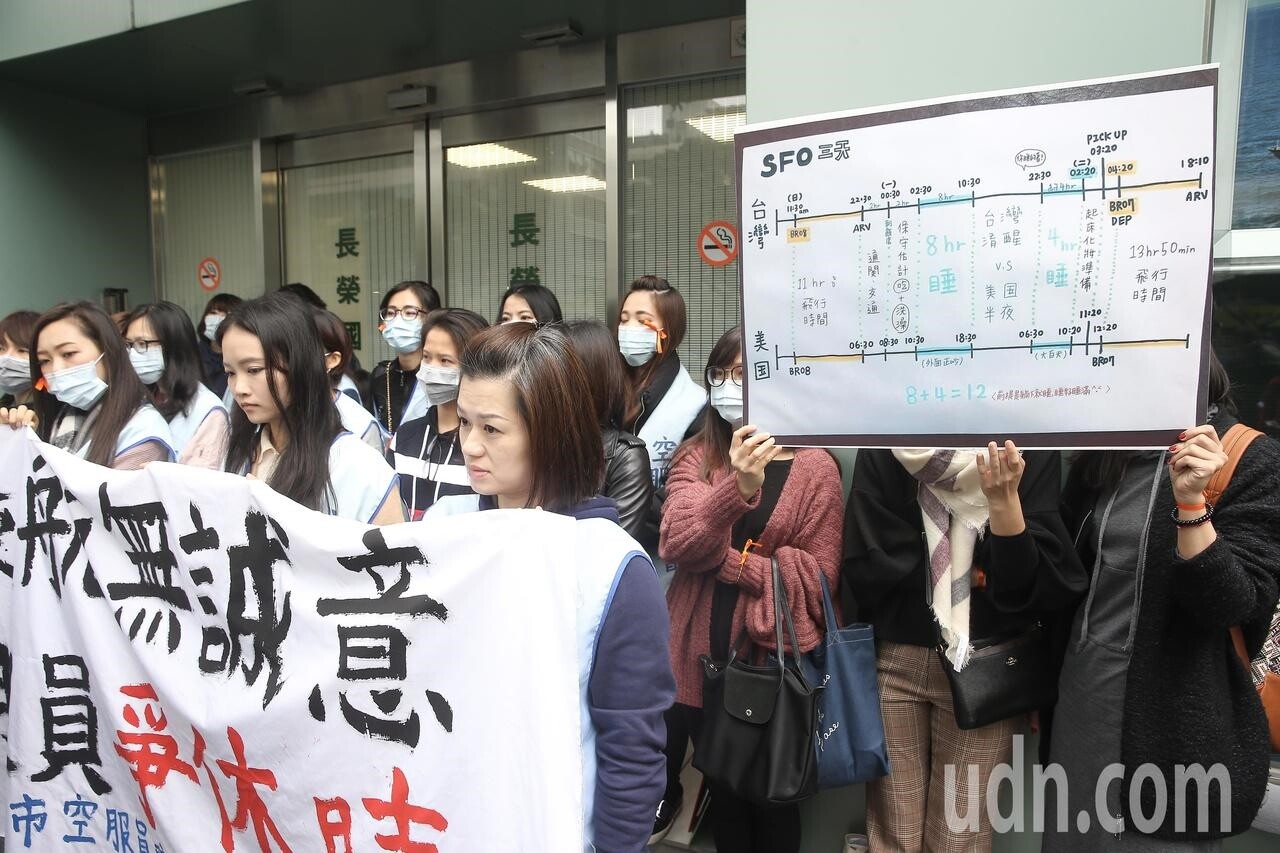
[
  {"xmin": 892, "ymin": 448, "xmax": 989, "ymax": 670},
  {"xmin": 49, "ymin": 405, "xmax": 100, "ymax": 457}
]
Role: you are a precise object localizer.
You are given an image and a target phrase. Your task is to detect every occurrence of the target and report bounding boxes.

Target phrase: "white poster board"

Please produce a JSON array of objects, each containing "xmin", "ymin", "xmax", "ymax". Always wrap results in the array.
[{"xmin": 736, "ymin": 66, "xmax": 1217, "ymax": 448}]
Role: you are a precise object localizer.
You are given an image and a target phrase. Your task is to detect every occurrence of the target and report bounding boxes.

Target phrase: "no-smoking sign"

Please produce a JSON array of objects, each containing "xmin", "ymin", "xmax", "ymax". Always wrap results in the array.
[
  {"xmin": 198, "ymin": 257, "xmax": 222, "ymax": 291},
  {"xmin": 698, "ymin": 221, "xmax": 739, "ymax": 267}
]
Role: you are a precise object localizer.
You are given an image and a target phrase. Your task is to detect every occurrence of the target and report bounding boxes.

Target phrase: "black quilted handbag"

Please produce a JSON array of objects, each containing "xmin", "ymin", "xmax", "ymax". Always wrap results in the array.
[{"xmin": 695, "ymin": 557, "xmax": 823, "ymax": 804}]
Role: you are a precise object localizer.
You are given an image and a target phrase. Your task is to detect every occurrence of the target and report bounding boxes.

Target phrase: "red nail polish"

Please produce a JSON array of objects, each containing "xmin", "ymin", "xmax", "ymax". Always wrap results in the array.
[
  {"xmin": 1168, "ymin": 444, "xmax": 1178, "ymax": 452},
  {"xmin": 1179, "ymin": 432, "xmax": 1187, "ymax": 440}
]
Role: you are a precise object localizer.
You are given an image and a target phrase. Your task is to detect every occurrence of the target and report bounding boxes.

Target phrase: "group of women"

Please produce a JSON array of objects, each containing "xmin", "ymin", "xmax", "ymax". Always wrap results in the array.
[{"xmin": 1, "ymin": 274, "xmax": 1277, "ymax": 853}]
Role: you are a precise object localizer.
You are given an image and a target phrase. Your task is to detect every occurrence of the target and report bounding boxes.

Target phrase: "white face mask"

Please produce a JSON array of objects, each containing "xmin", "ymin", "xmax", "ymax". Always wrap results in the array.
[
  {"xmin": 0, "ymin": 354, "xmax": 31, "ymax": 395},
  {"xmin": 710, "ymin": 379, "xmax": 744, "ymax": 427},
  {"xmin": 381, "ymin": 317, "xmax": 424, "ymax": 354},
  {"xmin": 203, "ymin": 314, "xmax": 223, "ymax": 342},
  {"xmin": 618, "ymin": 326, "xmax": 659, "ymax": 367},
  {"xmin": 46, "ymin": 355, "xmax": 109, "ymax": 410},
  {"xmin": 417, "ymin": 365, "xmax": 461, "ymax": 406},
  {"xmin": 128, "ymin": 347, "xmax": 166, "ymax": 385}
]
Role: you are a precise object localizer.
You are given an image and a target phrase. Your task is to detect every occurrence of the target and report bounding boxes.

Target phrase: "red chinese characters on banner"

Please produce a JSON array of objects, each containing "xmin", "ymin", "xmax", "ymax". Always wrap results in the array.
[
  {"xmin": 317, "ymin": 767, "xmax": 448, "ymax": 853},
  {"xmin": 112, "ymin": 683, "xmax": 448, "ymax": 852},
  {"xmin": 113, "ymin": 683, "xmax": 293, "ymax": 851},
  {"xmin": 113, "ymin": 684, "xmax": 198, "ymax": 826}
]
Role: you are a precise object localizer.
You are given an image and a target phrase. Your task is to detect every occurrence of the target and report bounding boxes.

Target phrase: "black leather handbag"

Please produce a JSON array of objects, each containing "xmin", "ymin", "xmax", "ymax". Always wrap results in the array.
[
  {"xmin": 937, "ymin": 621, "xmax": 1056, "ymax": 730},
  {"xmin": 695, "ymin": 558, "xmax": 823, "ymax": 805}
]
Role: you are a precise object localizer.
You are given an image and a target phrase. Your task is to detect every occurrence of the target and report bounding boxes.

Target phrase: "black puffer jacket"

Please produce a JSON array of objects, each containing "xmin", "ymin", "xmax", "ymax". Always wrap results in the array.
[
  {"xmin": 1058, "ymin": 418, "xmax": 1280, "ymax": 840},
  {"xmin": 603, "ymin": 427, "xmax": 652, "ymax": 540}
]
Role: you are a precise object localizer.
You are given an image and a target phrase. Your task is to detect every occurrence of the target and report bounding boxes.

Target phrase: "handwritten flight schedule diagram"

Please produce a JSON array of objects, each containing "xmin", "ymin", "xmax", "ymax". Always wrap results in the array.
[{"xmin": 735, "ymin": 67, "xmax": 1217, "ymax": 447}]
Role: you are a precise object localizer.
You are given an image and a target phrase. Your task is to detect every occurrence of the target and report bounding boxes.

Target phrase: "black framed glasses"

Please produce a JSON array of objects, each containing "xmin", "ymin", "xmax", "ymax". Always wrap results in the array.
[
  {"xmin": 379, "ymin": 307, "xmax": 425, "ymax": 322},
  {"xmin": 705, "ymin": 365, "xmax": 743, "ymax": 387},
  {"xmin": 124, "ymin": 339, "xmax": 162, "ymax": 354}
]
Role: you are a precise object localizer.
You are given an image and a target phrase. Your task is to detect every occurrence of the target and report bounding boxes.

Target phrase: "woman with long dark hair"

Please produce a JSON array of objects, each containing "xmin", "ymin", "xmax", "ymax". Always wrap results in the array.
[
  {"xmin": 122, "ymin": 301, "xmax": 229, "ymax": 469},
  {"xmin": 656, "ymin": 326, "xmax": 844, "ymax": 852},
  {"xmin": 425, "ymin": 322, "xmax": 674, "ymax": 852},
  {"xmin": 313, "ymin": 308, "xmax": 385, "ymax": 453},
  {"xmin": 219, "ymin": 293, "xmax": 402, "ymax": 524},
  {"xmin": 0, "ymin": 301, "xmax": 174, "ymax": 468},
  {"xmin": 0, "ymin": 310, "xmax": 39, "ymax": 410},
  {"xmin": 369, "ymin": 280, "xmax": 441, "ymax": 436},
  {"xmin": 390, "ymin": 308, "xmax": 488, "ymax": 520},
  {"xmin": 617, "ymin": 276, "xmax": 706, "ymax": 552},
  {"xmin": 564, "ymin": 320, "xmax": 652, "ymax": 539},
  {"xmin": 1042, "ymin": 353, "xmax": 1280, "ymax": 849},
  {"xmin": 497, "ymin": 283, "xmax": 562, "ymax": 325},
  {"xmin": 197, "ymin": 293, "xmax": 243, "ymax": 399}
]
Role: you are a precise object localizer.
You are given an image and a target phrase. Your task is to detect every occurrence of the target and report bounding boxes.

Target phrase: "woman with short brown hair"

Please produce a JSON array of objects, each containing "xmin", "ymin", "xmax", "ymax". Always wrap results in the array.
[{"xmin": 427, "ymin": 322, "xmax": 675, "ymax": 852}]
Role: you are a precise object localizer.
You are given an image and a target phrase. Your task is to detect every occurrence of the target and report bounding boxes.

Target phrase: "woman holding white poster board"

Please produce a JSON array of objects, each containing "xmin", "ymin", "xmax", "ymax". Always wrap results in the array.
[
  {"xmin": 842, "ymin": 440, "xmax": 1086, "ymax": 851},
  {"xmin": 658, "ymin": 325, "xmax": 844, "ymax": 853},
  {"xmin": 426, "ymin": 322, "xmax": 675, "ymax": 853},
  {"xmin": 1045, "ymin": 357, "xmax": 1280, "ymax": 848}
]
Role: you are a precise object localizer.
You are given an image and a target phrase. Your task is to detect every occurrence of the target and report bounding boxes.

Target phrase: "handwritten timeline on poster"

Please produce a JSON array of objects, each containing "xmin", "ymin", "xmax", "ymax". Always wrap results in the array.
[{"xmin": 736, "ymin": 66, "xmax": 1218, "ymax": 448}]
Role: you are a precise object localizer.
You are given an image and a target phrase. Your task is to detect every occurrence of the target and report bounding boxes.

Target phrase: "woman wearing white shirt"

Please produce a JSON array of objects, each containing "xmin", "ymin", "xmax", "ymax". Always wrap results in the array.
[
  {"xmin": 219, "ymin": 293, "xmax": 402, "ymax": 525},
  {"xmin": 1, "ymin": 301, "xmax": 174, "ymax": 469},
  {"xmin": 313, "ymin": 307, "xmax": 386, "ymax": 453},
  {"xmin": 122, "ymin": 301, "xmax": 229, "ymax": 469}
]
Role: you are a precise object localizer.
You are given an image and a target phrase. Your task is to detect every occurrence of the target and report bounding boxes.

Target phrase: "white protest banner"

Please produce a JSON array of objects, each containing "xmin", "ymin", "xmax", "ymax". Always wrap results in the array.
[
  {"xmin": 736, "ymin": 65, "xmax": 1217, "ymax": 448},
  {"xmin": 0, "ymin": 428, "xmax": 590, "ymax": 852}
]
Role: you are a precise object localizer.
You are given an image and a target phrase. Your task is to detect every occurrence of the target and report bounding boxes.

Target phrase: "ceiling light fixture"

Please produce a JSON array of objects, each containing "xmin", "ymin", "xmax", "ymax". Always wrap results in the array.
[
  {"xmin": 446, "ymin": 143, "xmax": 537, "ymax": 168},
  {"xmin": 685, "ymin": 110, "xmax": 747, "ymax": 143},
  {"xmin": 523, "ymin": 176, "xmax": 607, "ymax": 193}
]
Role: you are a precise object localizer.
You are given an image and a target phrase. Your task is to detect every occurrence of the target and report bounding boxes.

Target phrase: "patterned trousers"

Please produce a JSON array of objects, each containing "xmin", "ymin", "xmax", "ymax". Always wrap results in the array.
[{"xmin": 867, "ymin": 640, "xmax": 1021, "ymax": 853}]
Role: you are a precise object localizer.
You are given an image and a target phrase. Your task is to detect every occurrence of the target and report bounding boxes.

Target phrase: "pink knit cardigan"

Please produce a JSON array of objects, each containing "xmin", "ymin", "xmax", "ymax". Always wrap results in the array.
[{"xmin": 659, "ymin": 446, "xmax": 844, "ymax": 708}]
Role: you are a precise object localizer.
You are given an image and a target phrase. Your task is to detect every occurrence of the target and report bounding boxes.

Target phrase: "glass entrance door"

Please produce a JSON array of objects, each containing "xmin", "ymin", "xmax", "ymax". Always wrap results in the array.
[
  {"xmin": 444, "ymin": 129, "xmax": 606, "ymax": 322},
  {"xmin": 282, "ymin": 152, "xmax": 417, "ymax": 367}
]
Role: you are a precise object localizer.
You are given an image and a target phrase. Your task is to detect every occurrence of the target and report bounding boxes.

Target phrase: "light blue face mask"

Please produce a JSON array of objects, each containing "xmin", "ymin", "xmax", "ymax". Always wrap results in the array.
[
  {"xmin": 129, "ymin": 347, "xmax": 166, "ymax": 385},
  {"xmin": 0, "ymin": 354, "xmax": 31, "ymax": 395},
  {"xmin": 203, "ymin": 314, "xmax": 223, "ymax": 342},
  {"xmin": 381, "ymin": 317, "xmax": 424, "ymax": 354},
  {"xmin": 46, "ymin": 355, "xmax": 108, "ymax": 410},
  {"xmin": 710, "ymin": 379, "xmax": 744, "ymax": 427},
  {"xmin": 618, "ymin": 326, "xmax": 658, "ymax": 366}
]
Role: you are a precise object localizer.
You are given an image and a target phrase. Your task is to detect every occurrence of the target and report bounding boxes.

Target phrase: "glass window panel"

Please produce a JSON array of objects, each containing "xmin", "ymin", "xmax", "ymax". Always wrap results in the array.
[
  {"xmin": 624, "ymin": 74, "xmax": 746, "ymax": 382},
  {"xmin": 1213, "ymin": 271, "xmax": 1280, "ymax": 437},
  {"xmin": 1231, "ymin": 0, "xmax": 1280, "ymax": 229},
  {"xmin": 282, "ymin": 153, "xmax": 416, "ymax": 366},
  {"xmin": 153, "ymin": 146, "xmax": 263, "ymax": 325},
  {"xmin": 445, "ymin": 131, "xmax": 606, "ymax": 323}
]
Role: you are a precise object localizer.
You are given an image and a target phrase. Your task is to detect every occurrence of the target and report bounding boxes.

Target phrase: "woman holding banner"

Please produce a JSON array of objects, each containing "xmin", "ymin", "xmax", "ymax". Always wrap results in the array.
[
  {"xmin": 0, "ymin": 310, "xmax": 39, "ymax": 410},
  {"xmin": 842, "ymin": 439, "xmax": 1085, "ymax": 852},
  {"xmin": 219, "ymin": 292, "xmax": 403, "ymax": 525},
  {"xmin": 427, "ymin": 321, "xmax": 674, "ymax": 853},
  {"xmin": 1, "ymin": 301, "xmax": 175, "ymax": 469},
  {"xmin": 121, "ymin": 301, "xmax": 230, "ymax": 469}
]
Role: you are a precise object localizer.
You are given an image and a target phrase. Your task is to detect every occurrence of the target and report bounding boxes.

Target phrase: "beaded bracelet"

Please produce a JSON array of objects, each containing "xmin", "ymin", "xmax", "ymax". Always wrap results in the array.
[{"xmin": 1171, "ymin": 501, "xmax": 1215, "ymax": 527}]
